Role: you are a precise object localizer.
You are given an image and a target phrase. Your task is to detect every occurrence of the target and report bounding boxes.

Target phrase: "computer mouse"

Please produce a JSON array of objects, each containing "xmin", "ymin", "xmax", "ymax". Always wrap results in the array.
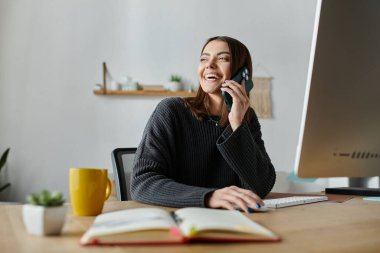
[
  {"xmin": 236, "ymin": 204, "xmax": 269, "ymax": 213},
  {"xmin": 247, "ymin": 204, "xmax": 269, "ymax": 213}
]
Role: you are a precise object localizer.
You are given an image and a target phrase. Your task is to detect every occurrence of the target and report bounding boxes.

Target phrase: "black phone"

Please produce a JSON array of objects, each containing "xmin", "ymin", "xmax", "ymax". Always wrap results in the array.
[{"xmin": 222, "ymin": 67, "xmax": 254, "ymax": 111}]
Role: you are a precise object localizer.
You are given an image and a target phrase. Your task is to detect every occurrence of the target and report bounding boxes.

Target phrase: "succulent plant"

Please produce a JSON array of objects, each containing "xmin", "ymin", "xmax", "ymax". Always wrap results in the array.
[{"xmin": 26, "ymin": 190, "xmax": 65, "ymax": 207}]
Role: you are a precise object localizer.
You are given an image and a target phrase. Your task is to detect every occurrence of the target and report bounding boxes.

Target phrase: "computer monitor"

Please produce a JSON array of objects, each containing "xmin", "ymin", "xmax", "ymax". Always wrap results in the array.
[{"xmin": 295, "ymin": 0, "xmax": 380, "ymax": 196}]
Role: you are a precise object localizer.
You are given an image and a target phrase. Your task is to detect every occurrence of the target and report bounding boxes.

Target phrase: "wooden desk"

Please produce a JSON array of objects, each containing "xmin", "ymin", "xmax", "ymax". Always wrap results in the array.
[{"xmin": 1, "ymin": 197, "xmax": 380, "ymax": 253}]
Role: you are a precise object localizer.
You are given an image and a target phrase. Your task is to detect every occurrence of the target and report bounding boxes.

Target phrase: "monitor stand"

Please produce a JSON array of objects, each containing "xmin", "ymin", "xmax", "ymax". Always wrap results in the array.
[{"xmin": 325, "ymin": 177, "xmax": 380, "ymax": 196}]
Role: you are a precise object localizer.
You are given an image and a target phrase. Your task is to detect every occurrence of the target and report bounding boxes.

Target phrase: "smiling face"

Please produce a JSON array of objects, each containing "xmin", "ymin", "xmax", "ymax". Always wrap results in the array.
[{"xmin": 198, "ymin": 40, "xmax": 231, "ymax": 96}]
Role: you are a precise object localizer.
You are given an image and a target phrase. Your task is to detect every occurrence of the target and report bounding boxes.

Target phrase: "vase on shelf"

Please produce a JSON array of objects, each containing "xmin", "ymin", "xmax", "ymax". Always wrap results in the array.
[{"xmin": 166, "ymin": 81, "xmax": 182, "ymax": 91}]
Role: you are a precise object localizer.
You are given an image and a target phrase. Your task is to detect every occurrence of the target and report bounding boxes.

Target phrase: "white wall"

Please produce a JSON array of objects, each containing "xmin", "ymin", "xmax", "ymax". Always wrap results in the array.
[{"xmin": 0, "ymin": 0, "xmax": 320, "ymax": 202}]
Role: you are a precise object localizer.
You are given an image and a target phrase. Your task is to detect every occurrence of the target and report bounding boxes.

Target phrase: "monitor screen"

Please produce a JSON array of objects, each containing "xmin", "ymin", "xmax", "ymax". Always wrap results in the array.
[{"xmin": 294, "ymin": 0, "xmax": 380, "ymax": 190}]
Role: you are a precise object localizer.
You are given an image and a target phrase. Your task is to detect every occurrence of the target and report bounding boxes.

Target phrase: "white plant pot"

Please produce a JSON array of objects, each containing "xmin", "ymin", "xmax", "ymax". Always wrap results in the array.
[
  {"xmin": 22, "ymin": 204, "xmax": 67, "ymax": 236},
  {"xmin": 167, "ymin": 81, "xmax": 181, "ymax": 91}
]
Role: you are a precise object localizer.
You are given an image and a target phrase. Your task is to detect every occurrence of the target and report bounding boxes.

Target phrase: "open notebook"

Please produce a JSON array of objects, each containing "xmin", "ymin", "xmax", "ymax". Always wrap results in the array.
[{"xmin": 80, "ymin": 207, "xmax": 280, "ymax": 246}]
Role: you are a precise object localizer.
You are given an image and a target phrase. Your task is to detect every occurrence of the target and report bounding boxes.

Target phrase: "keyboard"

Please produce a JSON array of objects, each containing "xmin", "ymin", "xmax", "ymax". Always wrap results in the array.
[{"xmin": 263, "ymin": 196, "xmax": 328, "ymax": 208}]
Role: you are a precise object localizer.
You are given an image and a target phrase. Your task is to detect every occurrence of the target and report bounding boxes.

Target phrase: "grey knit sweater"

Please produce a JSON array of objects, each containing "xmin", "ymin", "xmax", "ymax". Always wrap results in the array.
[{"xmin": 131, "ymin": 97, "xmax": 276, "ymax": 208}]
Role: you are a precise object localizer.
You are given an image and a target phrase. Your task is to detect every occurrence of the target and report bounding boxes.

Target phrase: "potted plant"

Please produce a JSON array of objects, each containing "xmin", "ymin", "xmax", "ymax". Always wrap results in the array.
[
  {"xmin": 0, "ymin": 148, "xmax": 10, "ymax": 193},
  {"xmin": 167, "ymin": 74, "xmax": 182, "ymax": 91},
  {"xmin": 23, "ymin": 190, "xmax": 67, "ymax": 236}
]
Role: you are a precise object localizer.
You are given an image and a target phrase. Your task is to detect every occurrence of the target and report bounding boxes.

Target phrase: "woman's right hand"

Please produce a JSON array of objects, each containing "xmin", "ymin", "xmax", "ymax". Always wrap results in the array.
[{"xmin": 205, "ymin": 186, "xmax": 264, "ymax": 213}]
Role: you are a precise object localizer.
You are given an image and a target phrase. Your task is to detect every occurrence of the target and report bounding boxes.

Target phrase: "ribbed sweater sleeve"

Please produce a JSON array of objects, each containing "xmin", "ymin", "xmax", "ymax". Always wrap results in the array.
[
  {"xmin": 131, "ymin": 97, "xmax": 276, "ymax": 208},
  {"xmin": 216, "ymin": 117, "xmax": 276, "ymax": 198}
]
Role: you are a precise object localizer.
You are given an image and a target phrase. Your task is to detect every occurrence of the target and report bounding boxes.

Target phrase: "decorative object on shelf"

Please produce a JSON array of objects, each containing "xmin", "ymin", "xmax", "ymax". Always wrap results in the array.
[
  {"xmin": 23, "ymin": 190, "xmax": 67, "ymax": 236},
  {"xmin": 250, "ymin": 64, "xmax": 273, "ymax": 118},
  {"xmin": 139, "ymin": 84, "xmax": 166, "ymax": 91},
  {"xmin": 166, "ymin": 74, "xmax": 182, "ymax": 91},
  {"xmin": 97, "ymin": 62, "xmax": 140, "ymax": 93},
  {"xmin": 99, "ymin": 62, "xmax": 127, "ymax": 92},
  {"xmin": 119, "ymin": 76, "xmax": 138, "ymax": 91},
  {"xmin": 110, "ymin": 80, "xmax": 121, "ymax": 91},
  {"xmin": 0, "ymin": 148, "xmax": 10, "ymax": 195},
  {"xmin": 93, "ymin": 83, "xmax": 103, "ymax": 91}
]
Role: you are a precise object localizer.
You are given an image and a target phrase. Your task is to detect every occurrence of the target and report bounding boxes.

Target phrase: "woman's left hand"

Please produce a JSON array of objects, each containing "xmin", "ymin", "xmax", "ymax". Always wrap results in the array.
[{"xmin": 221, "ymin": 79, "xmax": 250, "ymax": 131}]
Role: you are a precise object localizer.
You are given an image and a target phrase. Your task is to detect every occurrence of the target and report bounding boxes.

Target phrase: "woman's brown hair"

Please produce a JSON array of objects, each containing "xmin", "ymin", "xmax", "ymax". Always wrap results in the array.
[{"xmin": 183, "ymin": 36, "xmax": 253, "ymax": 127}]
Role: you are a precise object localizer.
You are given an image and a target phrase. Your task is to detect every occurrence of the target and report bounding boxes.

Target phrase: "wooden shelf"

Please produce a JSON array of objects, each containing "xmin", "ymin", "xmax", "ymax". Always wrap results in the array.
[
  {"xmin": 97, "ymin": 63, "xmax": 195, "ymax": 97},
  {"xmin": 93, "ymin": 89, "xmax": 196, "ymax": 97}
]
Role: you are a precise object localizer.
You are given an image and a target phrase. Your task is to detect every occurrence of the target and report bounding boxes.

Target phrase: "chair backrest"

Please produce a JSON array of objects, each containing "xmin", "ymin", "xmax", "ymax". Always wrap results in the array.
[{"xmin": 111, "ymin": 148, "xmax": 137, "ymax": 201}]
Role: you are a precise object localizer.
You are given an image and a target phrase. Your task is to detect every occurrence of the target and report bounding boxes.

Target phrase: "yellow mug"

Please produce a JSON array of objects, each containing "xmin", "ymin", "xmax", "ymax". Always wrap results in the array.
[{"xmin": 69, "ymin": 168, "xmax": 111, "ymax": 216}]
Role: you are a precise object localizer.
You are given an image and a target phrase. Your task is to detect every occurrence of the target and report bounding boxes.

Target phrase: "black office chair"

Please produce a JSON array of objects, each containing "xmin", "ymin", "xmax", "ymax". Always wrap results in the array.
[{"xmin": 111, "ymin": 148, "xmax": 137, "ymax": 201}]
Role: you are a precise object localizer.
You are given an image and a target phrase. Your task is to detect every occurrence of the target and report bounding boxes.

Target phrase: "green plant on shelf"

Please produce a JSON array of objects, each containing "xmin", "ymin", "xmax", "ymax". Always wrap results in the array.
[{"xmin": 170, "ymin": 74, "xmax": 182, "ymax": 83}]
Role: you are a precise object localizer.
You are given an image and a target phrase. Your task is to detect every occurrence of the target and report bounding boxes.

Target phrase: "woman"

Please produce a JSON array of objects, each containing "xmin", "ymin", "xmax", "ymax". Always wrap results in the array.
[{"xmin": 131, "ymin": 36, "xmax": 276, "ymax": 213}]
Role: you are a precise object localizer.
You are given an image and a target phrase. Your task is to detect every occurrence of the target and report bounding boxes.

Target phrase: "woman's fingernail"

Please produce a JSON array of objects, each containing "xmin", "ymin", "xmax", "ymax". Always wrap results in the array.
[
  {"xmin": 256, "ymin": 203, "xmax": 261, "ymax": 209},
  {"xmin": 247, "ymin": 207, "xmax": 254, "ymax": 213}
]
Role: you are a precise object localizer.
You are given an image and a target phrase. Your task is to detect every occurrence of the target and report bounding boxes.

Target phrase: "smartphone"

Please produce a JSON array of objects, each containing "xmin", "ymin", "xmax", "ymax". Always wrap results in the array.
[{"xmin": 222, "ymin": 67, "xmax": 254, "ymax": 111}]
